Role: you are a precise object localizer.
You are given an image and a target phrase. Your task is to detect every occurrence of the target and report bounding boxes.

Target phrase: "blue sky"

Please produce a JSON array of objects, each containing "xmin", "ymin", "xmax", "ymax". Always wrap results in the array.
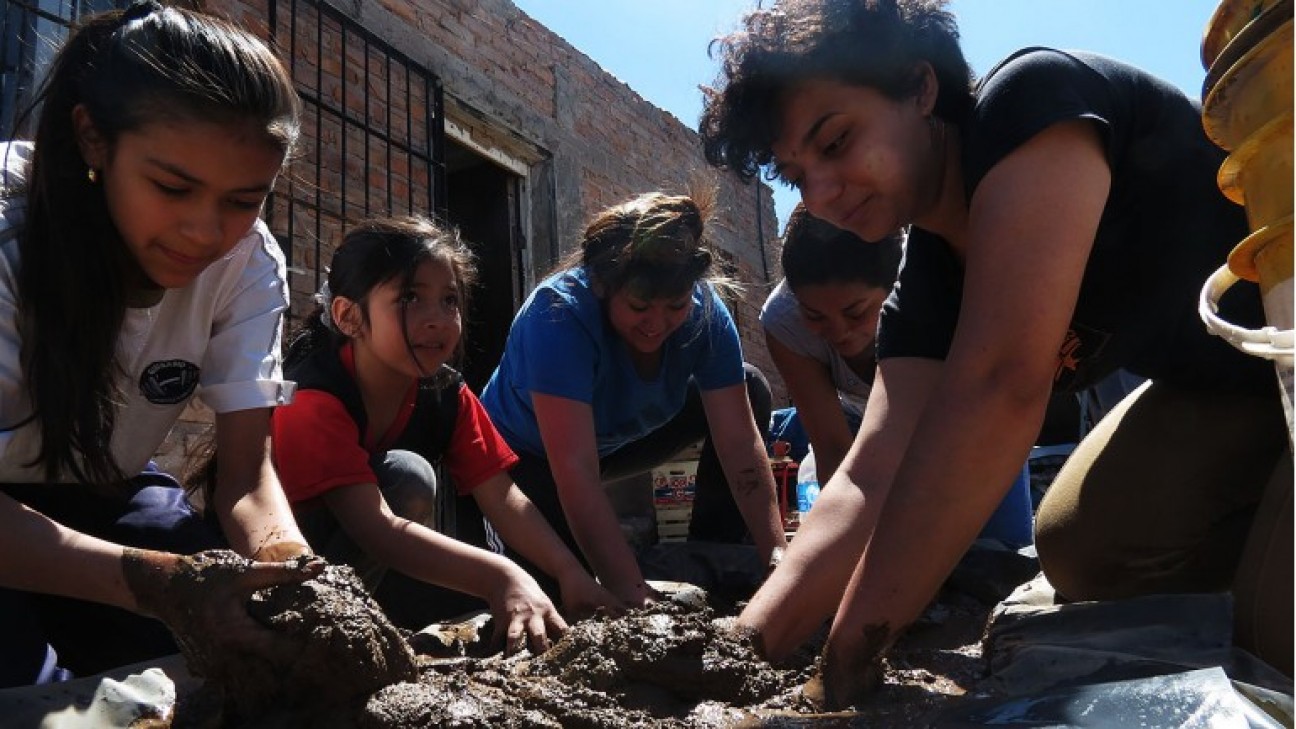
[{"xmin": 511, "ymin": 0, "xmax": 1224, "ymax": 232}]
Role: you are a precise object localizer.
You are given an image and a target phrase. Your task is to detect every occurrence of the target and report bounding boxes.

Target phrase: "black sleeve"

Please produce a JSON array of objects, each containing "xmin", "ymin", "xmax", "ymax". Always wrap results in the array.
[
  {"xmin": 964, "ymin": 47, "xmax": 1121, "ymax": 193},
  {"xmin": 875, "ymin": 229, "xmax": 963, "ymax": 362}
]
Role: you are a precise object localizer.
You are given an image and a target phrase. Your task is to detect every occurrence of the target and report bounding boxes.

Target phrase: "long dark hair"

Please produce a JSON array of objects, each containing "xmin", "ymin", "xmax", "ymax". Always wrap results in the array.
[
  {"xmin": 2, "ymin": 1, "xmax": 299, "ymax": 485},
  {"xmin": 700, "ymin": 0, "xmax": 973, "ymax": 182},
  {"xmin": 284, "ymin": 216, "xmax": 477, "ymax": 388}
]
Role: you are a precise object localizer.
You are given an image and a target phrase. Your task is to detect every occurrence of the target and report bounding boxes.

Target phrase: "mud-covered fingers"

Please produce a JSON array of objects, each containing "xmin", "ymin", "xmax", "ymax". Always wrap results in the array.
[
  {"xmin": 252, "ymin": 541, "xmax": 314, "ymax": 562},
  {"xmin": 231, "ymin": 555, "xmax": 324, "ymax": 592},
  {"xmin": 801, "ymin": 670, "xmax": 827, "ymax": 711},
  {"xmin": 818, "ymin": 638, "xmax": 884, "ymax": 710},
  {"xmin": 560, "ymin": 576, "xmax": 622, "ymax": 620},
  {"xmin": 222, "ymin": 614, "xmax": 293, "ymax": 657}
]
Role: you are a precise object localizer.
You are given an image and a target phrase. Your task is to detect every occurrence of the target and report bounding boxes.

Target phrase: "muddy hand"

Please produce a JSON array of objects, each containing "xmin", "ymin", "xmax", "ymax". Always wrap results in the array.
[
  {"xmin": 252, "ymin": 540, "xmax": 314, "ymax": 562},
  {"xmin": 807, "ymin": 630, "xmax": 886, "ymax": 711},
  {"xmin": 557, "ymin": 569, "xmax": 625, "ymax": 620},
  {"xmin": 124, "ymin": 548, "xmax": 324, "ymax": 652},
  {"xmin": 489, "ymin": 570, "xmax": 568, "ymax": 655}
]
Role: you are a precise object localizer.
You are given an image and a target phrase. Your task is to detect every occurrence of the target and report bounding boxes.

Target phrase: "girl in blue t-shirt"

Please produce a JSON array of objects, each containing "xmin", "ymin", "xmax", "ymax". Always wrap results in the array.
[{"xmin": 481, "ymin": 191, "xmax": 788, "ymax": 607}]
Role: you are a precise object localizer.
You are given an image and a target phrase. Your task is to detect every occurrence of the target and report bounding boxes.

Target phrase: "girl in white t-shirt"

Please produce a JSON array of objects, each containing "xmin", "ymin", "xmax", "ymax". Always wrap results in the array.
[{"xmin": 0, "ymin": 1, "xmax": 318, "ymax": 685}]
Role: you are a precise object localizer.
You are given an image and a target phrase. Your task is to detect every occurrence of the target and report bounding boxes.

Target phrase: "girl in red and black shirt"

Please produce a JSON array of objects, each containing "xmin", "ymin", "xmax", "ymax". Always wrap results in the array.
[{"xmin": 272, "ymin": 217, "xmax": 620, "ymax": 653}]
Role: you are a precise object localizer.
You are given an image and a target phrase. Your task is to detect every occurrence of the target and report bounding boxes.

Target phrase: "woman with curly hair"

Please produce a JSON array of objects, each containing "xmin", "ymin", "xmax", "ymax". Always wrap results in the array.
[{"xmin": 701, "ymin": 0, "xmax": 1290, "ymax": 705}]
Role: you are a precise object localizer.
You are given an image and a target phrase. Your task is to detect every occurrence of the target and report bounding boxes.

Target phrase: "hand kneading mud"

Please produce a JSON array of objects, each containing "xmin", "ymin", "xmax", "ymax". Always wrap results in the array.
[
  {"xmin": 162, "ymin": 555, "xmax": 416, "ymax": 725},
  {"xmin": 155, "ymin": 567, "xmax": 988, "ymax": 727}
]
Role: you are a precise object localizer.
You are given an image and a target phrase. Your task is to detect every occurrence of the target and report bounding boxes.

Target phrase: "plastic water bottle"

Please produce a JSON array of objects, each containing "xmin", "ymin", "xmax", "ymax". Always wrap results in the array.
[{"xmin": 795, "ymin": 446, "xmax": 820, "ymax": 516}]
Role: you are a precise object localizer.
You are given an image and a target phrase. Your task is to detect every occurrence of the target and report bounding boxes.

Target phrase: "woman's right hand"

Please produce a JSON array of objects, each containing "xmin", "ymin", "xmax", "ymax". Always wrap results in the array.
[
  {"xmin": 487, "ymin": 567, "xmax": 569, "ymax": 655},
  {"xmin": 122, "ymin": 548, "xmax": 323, "ymax": 656}
]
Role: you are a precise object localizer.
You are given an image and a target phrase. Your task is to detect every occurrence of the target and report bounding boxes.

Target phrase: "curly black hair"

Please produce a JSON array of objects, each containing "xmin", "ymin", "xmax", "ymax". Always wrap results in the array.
[{"xmin": 699, "ymin": 0, "xmax": 973, "ymax": 182}]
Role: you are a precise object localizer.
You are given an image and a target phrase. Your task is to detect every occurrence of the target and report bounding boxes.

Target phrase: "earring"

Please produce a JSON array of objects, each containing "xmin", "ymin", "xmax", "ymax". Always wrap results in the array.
[{"xmin": 87, "ymin": 168, "xmax": 98, "ymax": 184}]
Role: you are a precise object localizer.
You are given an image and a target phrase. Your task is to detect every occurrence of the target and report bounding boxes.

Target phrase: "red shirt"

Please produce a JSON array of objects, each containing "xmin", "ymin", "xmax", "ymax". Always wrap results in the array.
[{"xmin": 272, "ymin": 344, "xmax": 518, "ymax": 504}]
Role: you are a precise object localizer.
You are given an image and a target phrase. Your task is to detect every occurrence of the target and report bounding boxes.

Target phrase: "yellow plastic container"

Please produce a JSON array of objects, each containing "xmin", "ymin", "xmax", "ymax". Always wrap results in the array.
[
  {"xmin": 1217, "ymin": 112, "xmax": 1294, "ymax": 230},
  {"xmin": 1200, "ymin": 0, "xmax": 1296, "ymax": 444},
  {"xmin": 1202, "ymin": 17, "xmax": 1293, "ymax": 151},
  {"xmin": 1229, "ymin": 216, "xmax": 1294, "ymax": 285},
  {"xmin": 1201, "ymin": 0, "xmax": 1288, "ymax": 74}
]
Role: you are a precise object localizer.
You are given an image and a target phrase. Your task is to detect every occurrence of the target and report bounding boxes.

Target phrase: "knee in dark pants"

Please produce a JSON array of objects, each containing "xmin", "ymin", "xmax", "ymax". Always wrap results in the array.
[
  {"xmin": 1035, "ymin": 522, "xmax": 1104, "ymax": 602},
  {"xmin": 373, "ymin": 450, "xmax": 438, "ymax": 526},
  {"xmin": 1233, "ymin": 451, "xmax": 1293, "ymax": 677}
]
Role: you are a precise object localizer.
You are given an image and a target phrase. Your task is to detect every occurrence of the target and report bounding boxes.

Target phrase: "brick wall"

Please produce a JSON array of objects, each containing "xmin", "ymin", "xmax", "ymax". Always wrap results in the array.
[{"xmin": 203, "ymin": 0, "xmax": 790, "ymax": 407}]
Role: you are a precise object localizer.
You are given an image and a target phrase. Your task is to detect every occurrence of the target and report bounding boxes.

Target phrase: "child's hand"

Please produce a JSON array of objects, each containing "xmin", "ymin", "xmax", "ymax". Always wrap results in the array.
[
  {"xmin": 123, "ymin": 548, "xmax": 324, "ymax": 657},
  {"xmin": 488, "ymin": 568, "xmax": 568, "ymax": 655},
  {"xmin": 556, "ymin": 567, "xmax": 625, "ymax": 620}
]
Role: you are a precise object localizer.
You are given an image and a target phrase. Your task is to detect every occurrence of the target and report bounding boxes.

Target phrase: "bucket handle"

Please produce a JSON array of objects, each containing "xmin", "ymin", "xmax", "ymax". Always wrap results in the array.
[{"xmin": 1199, "ymin": 264, "xmax": 1295, "ymax": 362}]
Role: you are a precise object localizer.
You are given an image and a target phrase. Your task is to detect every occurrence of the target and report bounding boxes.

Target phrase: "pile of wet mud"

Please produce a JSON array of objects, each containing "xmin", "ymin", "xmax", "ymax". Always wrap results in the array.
[
  {"xmin": 169, "ymin": 561, "xmax": 417, "ymax": 727},
  {"xmin": 168, "ymin": 561, "xmax": 1001, "ymax": 728}
]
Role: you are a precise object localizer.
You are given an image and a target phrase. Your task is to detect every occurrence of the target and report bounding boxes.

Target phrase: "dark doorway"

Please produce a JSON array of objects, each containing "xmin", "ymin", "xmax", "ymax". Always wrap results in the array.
[{"xmin": 444, "ymin": 138, "xmax": 524, "ymax": 393}]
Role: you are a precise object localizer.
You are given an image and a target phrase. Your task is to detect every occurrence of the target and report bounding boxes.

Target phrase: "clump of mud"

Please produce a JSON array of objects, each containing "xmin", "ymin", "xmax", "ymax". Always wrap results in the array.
[
  {"xmin": 358, "ymin": 593, "xmax": 805, "ymax": 729},
  {"xmin": 351, "ymin": 583, "xmax": 994, "ymax": 728},
  {"xmin": 167, "ymin": 555, "xmax": 1007, "ymax": 727},
  {"xmin": 170, "ymin": 560, "xmax": 417, "ymax": 726}
]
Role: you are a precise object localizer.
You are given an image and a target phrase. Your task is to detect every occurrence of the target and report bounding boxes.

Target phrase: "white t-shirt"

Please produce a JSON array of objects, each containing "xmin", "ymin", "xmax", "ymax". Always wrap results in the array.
[
  {"xmin": 0, "ymin": 141, "xmax": 294, "ymax": 483},
  {"xmin": 760, "ymin": 279, "xmax": 871, "ymax": 415}
]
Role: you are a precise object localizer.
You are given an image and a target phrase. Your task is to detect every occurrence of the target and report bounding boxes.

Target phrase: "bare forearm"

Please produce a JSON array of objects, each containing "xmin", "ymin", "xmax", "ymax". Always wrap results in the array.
[
  {"xmin": 739, "ymin": 475, "xmax": 877, "ymax": 659},
  {"xmin": 213, "ymin": 409, "xmax": 308, "ymax": 560},
  {"xmin": 811, "ymin": 431, "xmax": 855, "ymax": 487},
  {"xmin": 0, "ymin": 495, "xmax": 136, "ymax": 610},
  {"xmin": 368, "ymin": 517, "xmax": 524, "ymax": 600},
  {"xmin": 563, "ymin": 495, "xmax": 645, "ymax": 598},
  {"xmin": 478, "ymin": 484, "xmax": 587, "ymax": 582},
  {"xmin": 719, "ymin": 439, "xmax": 788, "ymax": 560},
  {"xmin": 832, "ymin": 384, "xmax": 1045, "ymax": 648},
  {"xmin": 213, "ymin": 464, "xmax": 307, "ymax": 560}
]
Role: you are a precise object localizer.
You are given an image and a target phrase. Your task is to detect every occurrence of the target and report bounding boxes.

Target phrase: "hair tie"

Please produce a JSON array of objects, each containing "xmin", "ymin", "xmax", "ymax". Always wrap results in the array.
[{"xmin": 314, "ymin": 279, "xmax": 335, "ymax": 331}]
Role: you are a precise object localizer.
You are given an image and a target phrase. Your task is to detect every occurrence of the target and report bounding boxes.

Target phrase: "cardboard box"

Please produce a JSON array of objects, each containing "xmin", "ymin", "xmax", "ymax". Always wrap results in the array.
[{"xmin": 651, "ymin": 460, "xmax": 698, "ymax": 506}]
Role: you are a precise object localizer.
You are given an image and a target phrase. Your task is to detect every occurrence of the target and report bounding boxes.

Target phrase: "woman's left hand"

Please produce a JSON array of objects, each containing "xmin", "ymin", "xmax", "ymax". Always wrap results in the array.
[
  {"xmin": 557, "ymin": 567, "xmax": 626, "ymax": 620},
  {"xmin": 123, "ymin": 548, "xmax": 324, "ymax": 659}
]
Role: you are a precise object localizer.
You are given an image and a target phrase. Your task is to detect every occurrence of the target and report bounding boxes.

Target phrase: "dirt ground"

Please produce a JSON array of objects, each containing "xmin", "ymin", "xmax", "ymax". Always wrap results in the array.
[{"xmin": 164, "ymin": 556, "xmax": 1012, "ymax": 728}]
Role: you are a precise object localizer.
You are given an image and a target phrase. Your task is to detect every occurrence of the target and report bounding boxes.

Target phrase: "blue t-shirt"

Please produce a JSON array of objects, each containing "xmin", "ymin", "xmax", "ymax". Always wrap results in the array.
[{"xmin": 481, "ymin": 268, "xmax": 745, "ymax": 458}]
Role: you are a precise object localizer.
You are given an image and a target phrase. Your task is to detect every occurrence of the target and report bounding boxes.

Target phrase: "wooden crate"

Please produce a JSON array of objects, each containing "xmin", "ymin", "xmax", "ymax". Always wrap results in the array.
[{"xmin": 655, "ymin": 504, "xmax": 692, "ymax": 543}]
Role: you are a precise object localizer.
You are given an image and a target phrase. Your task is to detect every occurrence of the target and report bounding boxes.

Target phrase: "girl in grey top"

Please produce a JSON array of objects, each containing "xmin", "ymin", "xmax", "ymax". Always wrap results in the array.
[{"xmin": 760, "ymin": 203, "xmax": 901, "ymax": 485}]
